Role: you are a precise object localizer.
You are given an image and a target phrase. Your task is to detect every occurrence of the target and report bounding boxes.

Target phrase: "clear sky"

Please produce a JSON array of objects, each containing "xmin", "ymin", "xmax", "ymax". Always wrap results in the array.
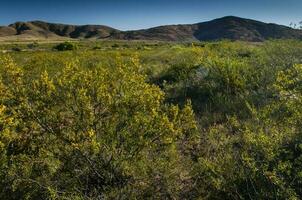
[{"xmin": 0, "ymin": 0, "xmax": 301, "ymax": 30}]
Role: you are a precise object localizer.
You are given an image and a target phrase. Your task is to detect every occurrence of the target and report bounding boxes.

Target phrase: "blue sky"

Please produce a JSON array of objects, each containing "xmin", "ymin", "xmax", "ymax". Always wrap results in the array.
[{"xmin": 0, "ymin": 0, "xmax": 301, "ymax": 30}]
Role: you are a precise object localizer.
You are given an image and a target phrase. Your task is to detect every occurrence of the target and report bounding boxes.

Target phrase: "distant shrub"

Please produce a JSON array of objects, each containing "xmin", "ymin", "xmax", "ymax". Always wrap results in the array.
[
  {"xmin": 27, "ymin": 42, "xmax": 39, "ymax": 49},
  {"xmin": 237, "ymin": 50, "xmax": 252, "ymax": 58},
  {"xmin": 11, "ymin": 47, "xmax": 22, "ymax": 52},
  {"xmin": 54, "ymin": 42, "xmax": 78, "ymax": 51},
  {"xmin": 93, "ymin": 45, "xmax": 102, "ymax": 50},
  {"xmin": 112, "ymin": 43, "xmax": 120, "ymax": 48},
  {"xmin": 193, "ymin": 42, "xmax": 206, "ymax": 47}
]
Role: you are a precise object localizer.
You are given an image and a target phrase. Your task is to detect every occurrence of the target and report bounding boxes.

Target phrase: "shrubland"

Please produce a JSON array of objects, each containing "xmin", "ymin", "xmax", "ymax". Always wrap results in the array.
[{"xmin": 1, "ymin": 40, "xmax": 302, "ymax": 199}]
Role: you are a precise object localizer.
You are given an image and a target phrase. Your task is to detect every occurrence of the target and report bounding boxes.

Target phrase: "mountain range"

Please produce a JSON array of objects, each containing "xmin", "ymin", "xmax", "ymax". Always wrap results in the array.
[{"xmin": 0, "ymin": 16, "xmax": 301, "ymax": 42}]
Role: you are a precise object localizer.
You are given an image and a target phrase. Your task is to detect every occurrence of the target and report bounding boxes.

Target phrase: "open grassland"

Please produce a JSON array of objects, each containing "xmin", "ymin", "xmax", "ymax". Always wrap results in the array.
[{"xmin": 1, "ymin": 40, "xmax": 302, "ymax": 199}]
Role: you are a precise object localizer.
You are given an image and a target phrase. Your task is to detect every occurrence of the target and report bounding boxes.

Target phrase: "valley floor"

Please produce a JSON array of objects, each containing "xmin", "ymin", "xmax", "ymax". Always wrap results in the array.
[{"xmin": 1, "ymin": 39, "xmax": 302, "ymax": 199}]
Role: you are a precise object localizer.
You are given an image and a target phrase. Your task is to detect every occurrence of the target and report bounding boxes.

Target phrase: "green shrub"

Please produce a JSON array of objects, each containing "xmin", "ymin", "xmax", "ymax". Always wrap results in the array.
[
  {"xmin": 92, "ymin": 45, "xmax": 102, "ymax": 50},
  {"xmin": 111, "ymin": 43, "xmax": 119, "ymax": 48},
  {"xmin": 27, "ymin": 42, "xmax": 39, "ymax": 49},
  {"xmin": 11, "ymin": 47, "xmax": 22, "ymax": 52},
  {"xmin": 0, "ymin": 56, "xmax": 198, "ymax": 199},
  {"xmin": 54, "ymin": 41, "xmax": 78, "ymax": 51}
]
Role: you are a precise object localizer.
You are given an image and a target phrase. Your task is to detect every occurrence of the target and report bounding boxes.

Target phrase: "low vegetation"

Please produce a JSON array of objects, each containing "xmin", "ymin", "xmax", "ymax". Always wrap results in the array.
[
  {"xmin": 1, "ymin": 40, "xmax": 302, "ymax": 199},
  {"xmin": 54, "ymin": 41, "xmax": 78, "ymax": 51}
]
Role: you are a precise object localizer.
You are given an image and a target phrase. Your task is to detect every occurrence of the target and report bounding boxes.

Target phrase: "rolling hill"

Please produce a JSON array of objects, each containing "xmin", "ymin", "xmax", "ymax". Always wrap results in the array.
[{"xmin": 0, "ymin": 16, "xmax": 301, "ymax": 42}]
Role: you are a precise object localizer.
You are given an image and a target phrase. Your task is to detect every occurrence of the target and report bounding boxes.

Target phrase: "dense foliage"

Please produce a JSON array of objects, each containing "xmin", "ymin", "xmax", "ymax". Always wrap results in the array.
[
  {"xmin": 54, "ymin": 42, "xmax": 78, "ymax": 51},
  {"xmin": 1, "ymin": 40, "xmax": 302, "ymax": 199}
]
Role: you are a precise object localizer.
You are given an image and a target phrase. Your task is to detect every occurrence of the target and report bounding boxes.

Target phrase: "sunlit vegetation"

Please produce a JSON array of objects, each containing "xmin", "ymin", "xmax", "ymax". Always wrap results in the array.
[{"xmin": 1, "ymin": 40, "xmax": 302, "ymax": 199}]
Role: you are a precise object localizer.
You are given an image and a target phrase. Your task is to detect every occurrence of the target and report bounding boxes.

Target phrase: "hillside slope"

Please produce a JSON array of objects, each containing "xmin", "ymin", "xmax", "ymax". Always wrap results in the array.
[
  {"xmin": 2, "ymin": 21, "xmax": 119, "ymax": 40},
  {"xmin": 112, "ymin": 16, "xmax": 302, "ymax": 42},
  {"xmin": 1, "ymin": 16, "xmax": 301, "ymax": 41}
]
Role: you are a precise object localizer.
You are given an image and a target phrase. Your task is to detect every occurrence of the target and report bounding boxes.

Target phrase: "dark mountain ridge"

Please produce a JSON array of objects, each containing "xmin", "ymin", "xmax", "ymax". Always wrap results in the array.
[
  {"xmin": 7, "ymin": 21, "xmax": 119, "ymax": 39},
  {"xmin": 1, "ymin": 16, "xmax": 301, "ymax": 41}
]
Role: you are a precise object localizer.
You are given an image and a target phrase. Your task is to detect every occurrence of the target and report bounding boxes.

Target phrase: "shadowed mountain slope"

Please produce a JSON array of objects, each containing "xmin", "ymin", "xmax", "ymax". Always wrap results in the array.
[{"xmin": 1, "ymin": 16, "xmax": 301, "ymax": 41}]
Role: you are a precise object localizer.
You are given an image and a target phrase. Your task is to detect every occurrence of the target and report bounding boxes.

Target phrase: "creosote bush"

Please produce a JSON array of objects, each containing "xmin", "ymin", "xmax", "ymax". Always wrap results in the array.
[{"xmin": 0, "ymin": 55, "xmax": 198, "ymax": 199}]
